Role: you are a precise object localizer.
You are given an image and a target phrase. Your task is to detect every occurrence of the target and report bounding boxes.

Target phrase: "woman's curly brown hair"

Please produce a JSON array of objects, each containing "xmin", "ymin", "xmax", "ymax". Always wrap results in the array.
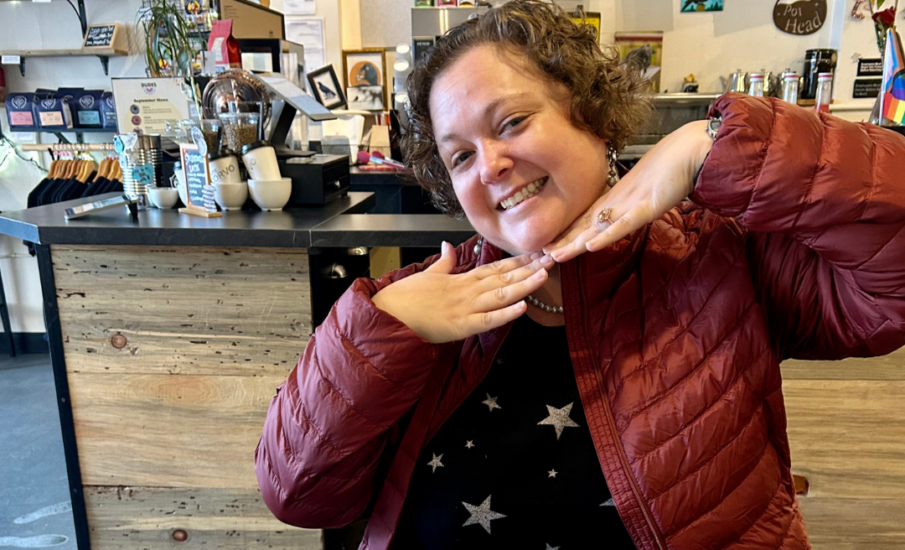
[{"xmin": 401, "ymin": 0, "xmax": 652, "ymax": 218}]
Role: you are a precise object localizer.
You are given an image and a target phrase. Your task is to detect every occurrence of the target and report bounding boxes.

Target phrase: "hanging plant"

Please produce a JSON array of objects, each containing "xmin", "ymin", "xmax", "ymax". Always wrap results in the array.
[{"xmin": 136, "ymin": 0, "xmax": 196, "ymax": 77}]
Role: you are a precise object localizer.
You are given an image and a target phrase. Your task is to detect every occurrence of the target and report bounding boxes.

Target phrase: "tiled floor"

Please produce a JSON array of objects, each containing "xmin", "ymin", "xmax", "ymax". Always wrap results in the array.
[{"xmin": 0, "ymin": 354, "xmax": 77, "ymax": 549}]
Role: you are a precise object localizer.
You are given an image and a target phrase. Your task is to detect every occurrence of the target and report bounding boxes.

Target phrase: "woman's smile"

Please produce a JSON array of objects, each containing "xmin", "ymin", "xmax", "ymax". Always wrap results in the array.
[{"xmin": 498, "ymin": 176, "xmax": 548, "ymax": 211}]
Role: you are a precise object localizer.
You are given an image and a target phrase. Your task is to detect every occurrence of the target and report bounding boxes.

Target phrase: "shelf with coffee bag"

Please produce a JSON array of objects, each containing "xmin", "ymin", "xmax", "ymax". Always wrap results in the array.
[{"xmin": 6, "ymin": 89, "xmax": 118, "ymax": 141}]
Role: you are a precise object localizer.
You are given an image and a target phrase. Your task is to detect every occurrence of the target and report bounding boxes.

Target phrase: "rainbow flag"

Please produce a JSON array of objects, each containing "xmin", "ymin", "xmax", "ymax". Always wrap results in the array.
[{"xmin": 880, "ymin": 29, "xmax": 905, "ymax": 125}]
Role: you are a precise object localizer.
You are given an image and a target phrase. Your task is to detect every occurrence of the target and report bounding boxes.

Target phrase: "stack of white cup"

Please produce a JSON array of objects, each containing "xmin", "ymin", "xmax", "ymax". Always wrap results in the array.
[
  {"xmin": 209, "ymin": 150, "xmax": 247, "ymax": 211},
  {"xmin": 243, "ymin": 141, "xmax": 291, "ymax": 211}
]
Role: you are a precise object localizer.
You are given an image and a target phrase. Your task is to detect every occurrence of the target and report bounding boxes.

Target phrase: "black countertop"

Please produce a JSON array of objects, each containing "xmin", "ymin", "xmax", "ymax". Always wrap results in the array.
[
  {"xmin": 311, "ymin": 214, "xmax": 474, "ymax": 247},
  {"xmin": 0, "ymin": 192, "xmax": 476, "ymax": 248},
  {"xmin": 0, "ymin": 192, "xmax": 375, "ymax": 248}
]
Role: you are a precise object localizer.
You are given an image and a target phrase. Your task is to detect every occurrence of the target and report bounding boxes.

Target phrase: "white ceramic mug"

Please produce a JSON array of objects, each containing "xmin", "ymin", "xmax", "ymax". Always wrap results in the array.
[{"xmin": 242, "ymin": 142, "xmax": 281, "ymax": 181}]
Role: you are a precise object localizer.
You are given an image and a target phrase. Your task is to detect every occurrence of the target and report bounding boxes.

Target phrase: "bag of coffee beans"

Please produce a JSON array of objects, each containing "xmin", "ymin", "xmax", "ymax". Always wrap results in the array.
[
  {"xmin": 36, "ymin": 90, "xmax": 74, "ymax": 130},
  {"xmin": 73, "ymin": 90, "xmax": 105, "ymax": 128},
  {"xmin": 100, "ymin": 91, "xmax": 117, "ymax": 129},
  {"xmin": 6, "ymin": 93, "xmax": 37, "ymax": 129}
]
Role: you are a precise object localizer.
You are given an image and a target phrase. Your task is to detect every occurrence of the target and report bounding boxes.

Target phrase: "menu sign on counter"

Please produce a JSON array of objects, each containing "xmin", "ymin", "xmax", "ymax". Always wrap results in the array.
[
  {"xmin": 111, "ymin": 77, "xmax": 189, "ymax": 135},
  {"xmin": 179, "ymin": 143, "xmax": 221, "ymax": 218}
]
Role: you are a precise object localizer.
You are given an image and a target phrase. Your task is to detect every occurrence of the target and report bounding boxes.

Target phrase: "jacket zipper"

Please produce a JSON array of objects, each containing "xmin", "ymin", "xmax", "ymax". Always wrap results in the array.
[
  {"xmin": 595, "ymin": 367, "xmax": 669, "ymax": 550},
  {"xmin": 566, "ymin": 260, "xmax": 669, "ymax": 550}
]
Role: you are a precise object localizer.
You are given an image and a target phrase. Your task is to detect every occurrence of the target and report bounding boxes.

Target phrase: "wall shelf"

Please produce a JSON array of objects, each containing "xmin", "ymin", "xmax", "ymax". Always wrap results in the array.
[
  {"xmin": 12, "ymin": 127, "xmax": 118, "ymax": 145},
  {"xmin": 0, "ymin": 48, "xmax": 128, "ymax": 77}
]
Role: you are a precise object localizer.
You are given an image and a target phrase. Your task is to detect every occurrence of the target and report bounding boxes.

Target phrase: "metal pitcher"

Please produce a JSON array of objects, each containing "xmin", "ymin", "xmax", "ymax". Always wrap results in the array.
[{"xmin": 721, "ymin": 69, "xmax": 748, "ymax": 94}]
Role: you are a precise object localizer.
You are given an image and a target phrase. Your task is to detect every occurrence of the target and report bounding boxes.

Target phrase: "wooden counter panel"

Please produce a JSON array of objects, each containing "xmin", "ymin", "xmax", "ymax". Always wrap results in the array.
[
  {"xmin": 85, "ymin": 486, "xmax": 321, "ymax": 550},
  {"xmin": 53, "ymin": 246, "xmax": 311, "ymax": 377},
  {"xmin": 782, "ymin": 349, "xmax": 905, "ymax": 547},
  {"xmin": 69, "ymin": 372, "xmax": 280, "ymax": 487},
  {"xmin": 783, "ymin": 379, "xmax": 905, "ymax": 499},
  {"xmin": 796, "ymin": 498, "xmax": 905, "ymax": 550},
  {"xmin": 781, "ymin": 348, "xmax": 905, "ymax": 381}
]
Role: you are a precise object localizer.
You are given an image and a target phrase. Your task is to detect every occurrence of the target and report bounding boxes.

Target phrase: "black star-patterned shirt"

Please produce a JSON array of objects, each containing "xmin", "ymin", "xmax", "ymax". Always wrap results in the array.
[{"xmin": 393, "ymin": 314, "xmax": 637, "ymax": 550}]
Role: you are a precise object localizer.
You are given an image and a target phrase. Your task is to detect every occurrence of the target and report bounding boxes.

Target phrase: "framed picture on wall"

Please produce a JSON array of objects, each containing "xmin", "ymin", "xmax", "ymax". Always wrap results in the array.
[
  {"xmin": 347, "ymin": 86, "xmax": 384, "ymax": 111},
  {"xmin": 306, "ymin": 65, "xmax": 347, "ymax": 110},
  {"xmin": 342, "ymin": 48, "xmax": 387, "ymax": 111}
]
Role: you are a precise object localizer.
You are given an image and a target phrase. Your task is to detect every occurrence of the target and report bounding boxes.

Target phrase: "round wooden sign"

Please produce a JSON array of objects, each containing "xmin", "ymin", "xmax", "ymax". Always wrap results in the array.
[{"xmin": 774, "ymin": 0, "xmax": 827, "ymax": 35}]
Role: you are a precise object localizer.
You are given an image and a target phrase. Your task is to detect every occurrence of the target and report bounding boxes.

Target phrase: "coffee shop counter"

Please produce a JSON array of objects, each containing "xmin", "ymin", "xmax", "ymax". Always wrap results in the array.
[{"xmin": 0, "ymin": 192, "xmax": 472, "ymax": 550}]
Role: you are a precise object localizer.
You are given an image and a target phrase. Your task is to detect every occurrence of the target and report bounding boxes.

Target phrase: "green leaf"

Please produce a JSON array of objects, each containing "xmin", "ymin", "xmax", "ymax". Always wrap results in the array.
[{"xmin": 877, "ymin": 0, "xmax": 885, "ymax": 9}]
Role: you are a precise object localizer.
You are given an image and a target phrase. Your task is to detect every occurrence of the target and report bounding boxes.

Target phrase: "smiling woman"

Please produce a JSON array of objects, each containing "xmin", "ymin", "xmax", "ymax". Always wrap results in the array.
[
  {"xmin": 404, "ymin": 5, "xmax": 651, "ymax": 221},
  {"xmin": 256, "ymin": 1, "xmax": 905, "ymax": 549}
]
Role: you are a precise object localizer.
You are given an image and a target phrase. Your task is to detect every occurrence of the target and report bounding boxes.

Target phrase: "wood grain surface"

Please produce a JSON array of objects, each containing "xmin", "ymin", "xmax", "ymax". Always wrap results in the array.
[
  {"xmin": 84, "ymin": 486, "xmax": 321, "ymax": 550},
  {"xmin": 782, "ymin": 348, "xmax": 905, "ymax": 381},
  {"xmin": 782, "ymin": 349, "xmax": 905, "ymax": 548},
  {"xmin": 69, "ymin": 372, "xmax": 281, "ymax": 487},
  {"xmin": 797, "ymin": 498, "xmax": 905, "ymax": 550},
  {"xmin": 54, "ymin": 246, "xmax": 311, "ymax": 377},
  {"xmin": 52, "ymin": 245, "xmax": 318, "ymax": 548}
]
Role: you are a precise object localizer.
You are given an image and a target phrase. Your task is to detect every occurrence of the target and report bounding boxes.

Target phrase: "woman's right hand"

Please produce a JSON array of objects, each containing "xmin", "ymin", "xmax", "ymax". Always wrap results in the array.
[{"xmin": 371, "ymin": 242, "xmax": 554, "ymax": 344}]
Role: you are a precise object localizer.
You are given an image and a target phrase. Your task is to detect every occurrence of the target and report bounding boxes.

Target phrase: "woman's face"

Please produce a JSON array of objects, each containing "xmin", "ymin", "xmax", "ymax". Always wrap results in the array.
[{"xmin": 430, "ymin": 44, "xmax": 611, "ymax": 255}]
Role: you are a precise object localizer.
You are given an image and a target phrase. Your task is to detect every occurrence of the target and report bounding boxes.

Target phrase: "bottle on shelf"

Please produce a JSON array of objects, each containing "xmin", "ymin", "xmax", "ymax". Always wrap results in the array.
[
  {"xmin": 781, "ymin": 72, "xmax": 800, "ymax": 104},
  {"xmin": 815, "ymin": 72, "xmax": 833, "ymax": 114},
  {"xmin": 748, "ymin": 72, "xmax": 765, "ymax": 97}
]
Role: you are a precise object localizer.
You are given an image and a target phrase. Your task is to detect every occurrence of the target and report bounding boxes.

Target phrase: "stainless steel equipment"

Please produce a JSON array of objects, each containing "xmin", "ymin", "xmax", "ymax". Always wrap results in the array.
[
  {"xmin": 722, "ymin": 70, "xmax": 747, "ymax": 94},
  {"xmin": 411, "ymin": 6, "xmax": 490, "ymax": 61},
  {"xmin": 622, "ymin": 93, "xmax": 720, "ymax": 161}
]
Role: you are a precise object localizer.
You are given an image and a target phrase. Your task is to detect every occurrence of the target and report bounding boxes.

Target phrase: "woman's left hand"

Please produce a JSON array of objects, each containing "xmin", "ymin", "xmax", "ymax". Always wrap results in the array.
[{"xmin": 543, "ymin": 120, "xmax": 714, "ymax": 263}]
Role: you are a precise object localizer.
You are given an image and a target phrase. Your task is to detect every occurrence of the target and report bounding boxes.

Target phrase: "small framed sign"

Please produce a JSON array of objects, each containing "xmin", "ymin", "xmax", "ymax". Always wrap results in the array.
[
  {"xmin": 857, "ymin": 58, "xmax": 884, "ymax": 77},
  {"xmin": 82, "ymin": 23, "xmax": 128, "ymax": 53},
  {"xmin": 853, "ymin": 78, "xmax": 882, "ymax": 99},
  {"xmin": 179, "ymin": 143, "xmax": 221, "ymax": 218}
]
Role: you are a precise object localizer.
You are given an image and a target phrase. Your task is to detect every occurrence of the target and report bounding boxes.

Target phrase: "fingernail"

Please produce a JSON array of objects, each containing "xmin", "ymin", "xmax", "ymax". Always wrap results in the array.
[
  {"xmin": 530, "ymin": 252, "xmax": 543, "ymax": 260},
  {"xmin": 539, "ymin": 254, "xmax": 554, "ymax": 266}
]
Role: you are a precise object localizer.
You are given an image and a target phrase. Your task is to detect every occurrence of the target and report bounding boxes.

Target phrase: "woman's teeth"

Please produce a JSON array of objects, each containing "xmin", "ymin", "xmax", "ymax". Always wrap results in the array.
[{"xmin": 500, "ymin": 177, "xmax": 547, "ymax": 210}]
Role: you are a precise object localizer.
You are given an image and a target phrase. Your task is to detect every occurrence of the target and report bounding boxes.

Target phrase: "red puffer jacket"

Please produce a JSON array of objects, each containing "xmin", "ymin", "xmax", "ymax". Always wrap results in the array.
[{"xmin": 256, "ymin": 94, "xmax": 905, "ymax": 549}]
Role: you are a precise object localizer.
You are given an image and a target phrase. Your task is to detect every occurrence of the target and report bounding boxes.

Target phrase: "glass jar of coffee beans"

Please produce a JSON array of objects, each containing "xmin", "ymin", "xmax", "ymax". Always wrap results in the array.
[{"xmin": 219, "ymin": 112, "xmax": 259, "ymax": 153}]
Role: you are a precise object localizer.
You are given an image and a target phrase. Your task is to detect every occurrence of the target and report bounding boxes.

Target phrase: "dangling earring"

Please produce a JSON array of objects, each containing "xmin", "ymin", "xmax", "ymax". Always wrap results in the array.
[
  {"xmin": 474, "ymin": 236, "xmax": 483, "ymax": 256},
  {"xmin": 607, "ymin": 144, "xmax": 619, "ymax": 188}
]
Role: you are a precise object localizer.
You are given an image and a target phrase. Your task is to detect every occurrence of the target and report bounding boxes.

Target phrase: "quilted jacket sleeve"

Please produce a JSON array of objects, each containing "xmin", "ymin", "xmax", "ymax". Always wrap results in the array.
[
  {"xmin": 690, "ymin": 93, "xmax": 905, "ymax": 360},
  {"xmin": 255, "ymin": 242, "xmax": 475, "ymax": 528}
]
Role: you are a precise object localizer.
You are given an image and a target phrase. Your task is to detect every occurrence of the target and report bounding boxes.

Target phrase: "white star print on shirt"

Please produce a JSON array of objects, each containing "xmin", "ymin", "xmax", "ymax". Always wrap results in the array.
[
  {"xmin": 482, "ymin": 393, "xmax": 501, "ymax": 412},
  {"xmin": 462, "ymin": 495, "xmax": 506, "ymax": 534},
  {"xmin": 537, "ymin": 402, "xmax": 580, "ymax": 440},
  {"xmin": 545, "ymin": 544, "xmax": 561, "ymax": 550},
  {"xmin": 427, "ymin": 453, "xmax": 444, "ymax": 473},
  {"xmin": 548, "ymin": 469, "xmax": 558, "ymax": 478},
  {"xmin": 465, "ymin": 440, "xmax": 475, "ymax": 449}
]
